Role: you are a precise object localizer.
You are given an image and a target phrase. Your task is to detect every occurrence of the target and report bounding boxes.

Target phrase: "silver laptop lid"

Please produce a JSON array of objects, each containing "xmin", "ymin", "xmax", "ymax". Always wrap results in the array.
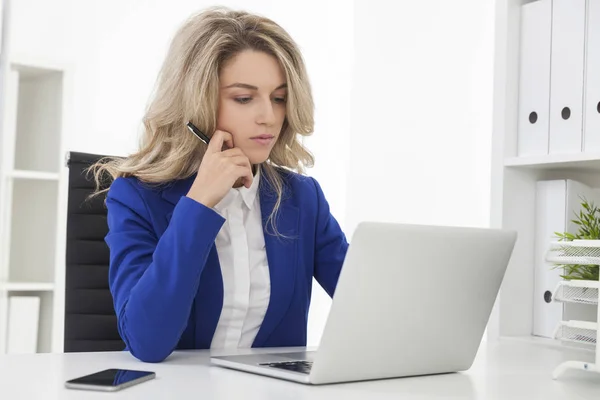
[{"xmin": 309, "ymin": 222, "xmax": 517, "ymax": 384}]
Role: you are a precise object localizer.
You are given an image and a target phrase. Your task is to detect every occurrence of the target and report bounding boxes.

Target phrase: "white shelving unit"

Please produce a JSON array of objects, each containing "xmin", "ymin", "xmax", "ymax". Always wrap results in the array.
[
  {"xmin": 0, "ymin": 1, "xmax": 70, "ymax": 353},
  {"xmin": 489, "ymin": 0, "xmax": 600, "ymax": 373}
]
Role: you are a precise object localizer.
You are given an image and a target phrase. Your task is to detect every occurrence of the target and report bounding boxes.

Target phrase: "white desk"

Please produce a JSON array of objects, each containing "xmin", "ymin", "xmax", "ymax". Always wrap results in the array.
[{"xmin": 0, "ymin": 338, "xmax": 598, "ymax": 399}]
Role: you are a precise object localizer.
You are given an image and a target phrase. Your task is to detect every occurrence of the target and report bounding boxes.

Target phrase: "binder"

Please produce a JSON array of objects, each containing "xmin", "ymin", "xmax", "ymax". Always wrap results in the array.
[
  {"xmin": 6, "ymin": 296, "xmax": 40, "ymax": 354},
  {"xmin": 548, "ymin": 0, "xmax": 586, "ymax": 154},
  {"xmin": 517, "ymin": 0, "xmax": 551, "ymax": 156},
  {"xmin": 533, "ymin": 179, "xmax": 599, "ymax": 338},
  {"xmin": 583, "ymin": 0, "xmax": 600, "ymax": 152},
  {"xmin": 534, "ymin": 180, "xmax": 567, "ymax": 338}
]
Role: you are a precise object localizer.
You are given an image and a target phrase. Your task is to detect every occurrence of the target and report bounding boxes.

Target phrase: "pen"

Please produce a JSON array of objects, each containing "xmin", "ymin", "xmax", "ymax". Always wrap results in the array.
[{"xmin": 187, "ymin": 121, "xmax": 211, "ymax": 145}]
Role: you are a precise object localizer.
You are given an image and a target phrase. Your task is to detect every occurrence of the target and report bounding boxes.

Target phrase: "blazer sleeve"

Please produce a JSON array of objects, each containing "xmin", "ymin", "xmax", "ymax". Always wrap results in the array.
[
  {"xmin": 104, "ymin": 177, "xmax": 225, "ymax": 362},
  {"xmin": 311, "ymin": 177, "xmax": 349, "ymax": 297}
]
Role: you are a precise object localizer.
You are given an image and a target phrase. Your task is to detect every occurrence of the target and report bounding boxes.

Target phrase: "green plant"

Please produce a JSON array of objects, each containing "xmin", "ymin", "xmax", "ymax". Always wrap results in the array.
[{"xmin": 553, "ymin": 196, "xmax": 600, "ymax": 281}]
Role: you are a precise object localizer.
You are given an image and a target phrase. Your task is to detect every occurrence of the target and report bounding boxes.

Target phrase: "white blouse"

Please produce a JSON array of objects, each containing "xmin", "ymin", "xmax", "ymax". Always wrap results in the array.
[{"xmin": 210, "ymin": 168, "xmax": 271, "ymax": 349}]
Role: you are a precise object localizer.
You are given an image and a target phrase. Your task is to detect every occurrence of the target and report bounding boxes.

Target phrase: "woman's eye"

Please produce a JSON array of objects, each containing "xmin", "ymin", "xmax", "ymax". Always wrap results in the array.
[{"xmin": 234, "ymin": 97, "xmax": 286, "ymax": 104}]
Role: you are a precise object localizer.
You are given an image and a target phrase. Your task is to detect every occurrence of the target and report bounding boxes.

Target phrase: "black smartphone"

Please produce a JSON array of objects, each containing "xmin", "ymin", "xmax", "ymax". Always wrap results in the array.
[{"xmin": 64, "ymin": 368, "xmax": 156, "ymax": 392}]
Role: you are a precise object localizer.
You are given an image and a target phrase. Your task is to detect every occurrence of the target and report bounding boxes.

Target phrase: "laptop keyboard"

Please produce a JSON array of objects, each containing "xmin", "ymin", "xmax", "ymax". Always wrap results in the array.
[{"xmin": 259, "ymin": 360, "xmax": 313, "ymax": 374}]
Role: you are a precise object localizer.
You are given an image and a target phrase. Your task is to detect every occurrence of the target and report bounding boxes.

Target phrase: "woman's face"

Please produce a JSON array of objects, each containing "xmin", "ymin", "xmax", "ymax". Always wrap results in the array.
[{"xmin": 217, "ymin": 50, "xmax": 287, "ymax": 165}]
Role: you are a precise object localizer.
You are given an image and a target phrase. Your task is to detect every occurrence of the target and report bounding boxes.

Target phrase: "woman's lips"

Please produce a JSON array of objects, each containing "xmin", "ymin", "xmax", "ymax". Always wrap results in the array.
[{"xmin": 251, "ymin": 135, "xmax": 275, "ymax": 146}]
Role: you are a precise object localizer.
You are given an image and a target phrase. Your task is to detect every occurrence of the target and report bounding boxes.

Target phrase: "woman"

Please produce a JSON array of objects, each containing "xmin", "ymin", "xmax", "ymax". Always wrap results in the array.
[{"xmin": 93, "ymin": 6, "xmax": 348, "ymax": 363}]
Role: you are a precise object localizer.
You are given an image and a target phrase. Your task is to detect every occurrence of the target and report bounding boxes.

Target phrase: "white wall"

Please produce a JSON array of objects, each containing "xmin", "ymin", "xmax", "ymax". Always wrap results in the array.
[
  {"xmin": 8, "ymin": 0, "xmax": 495, "ymax": 347},
  {"xmin": 346, "ymin": 0, "xmax": 495, "ymax": 236}
]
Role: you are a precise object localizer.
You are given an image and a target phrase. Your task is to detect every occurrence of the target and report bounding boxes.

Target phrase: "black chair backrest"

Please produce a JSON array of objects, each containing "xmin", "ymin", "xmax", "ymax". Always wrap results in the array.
[{"xmin": 64, "ymin": 151, "xmax": 125, "ymax": 352}]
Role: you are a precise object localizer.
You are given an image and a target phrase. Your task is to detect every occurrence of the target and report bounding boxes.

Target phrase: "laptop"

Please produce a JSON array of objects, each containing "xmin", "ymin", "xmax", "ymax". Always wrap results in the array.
[{"xmin": 210, "ymin": 221, "xmax": 517, "ymax": 385}]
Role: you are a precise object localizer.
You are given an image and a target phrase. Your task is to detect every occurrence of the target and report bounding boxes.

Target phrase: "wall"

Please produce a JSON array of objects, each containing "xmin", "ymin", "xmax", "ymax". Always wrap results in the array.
[
  {"xmin": 7, "ymin": 0, "xmax": 495, "ymax": 347},
  {"xmin": 346, "ymin": 0, "xmax": 495, "ymax": 236}
]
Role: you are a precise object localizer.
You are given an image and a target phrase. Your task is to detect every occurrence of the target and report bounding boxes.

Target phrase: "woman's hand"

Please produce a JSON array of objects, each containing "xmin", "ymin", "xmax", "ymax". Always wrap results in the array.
[{"xmin": 186, "ymin": 130, "xmax": 253, "ymax": 208}]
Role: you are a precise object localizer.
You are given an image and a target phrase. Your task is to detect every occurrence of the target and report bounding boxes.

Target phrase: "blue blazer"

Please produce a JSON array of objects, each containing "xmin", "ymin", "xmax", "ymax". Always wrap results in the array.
[{"xmin": 104, "ymin": 169, "xmax": 349, "ymax": 363}]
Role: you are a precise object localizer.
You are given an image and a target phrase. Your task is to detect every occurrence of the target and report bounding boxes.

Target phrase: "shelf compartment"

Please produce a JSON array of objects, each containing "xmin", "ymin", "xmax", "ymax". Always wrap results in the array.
[
  {"xmin": 553, "ymin": 320, "xmax": 597, "ymax": 345},
  {"xmin": 7, "ymin": 179, "xmax": 58, "ymax": 284},
  {"xmin": 10, "ymin": 63, "xmax": 63, "ymax": 173},
  {"xmin": 552, "ymin": 280, "xmax": 599, "ymax": 305}
]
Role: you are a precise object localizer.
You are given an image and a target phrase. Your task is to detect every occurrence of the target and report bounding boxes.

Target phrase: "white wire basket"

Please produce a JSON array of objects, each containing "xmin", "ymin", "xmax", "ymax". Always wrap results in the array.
[
  {"xmin": 552, "ymin": 280, "xmax": 600, "ymax": 305},
  {"xmin": 553, "ymin": 321, "xmax": 598, "ymax": 346},
  {"xmin": 544, "ymin": 239, "xmax": 600, "ymax": 379},
  {"xmin": 545, "ymin": 240, "xmax": 600, "ymax": 265}
]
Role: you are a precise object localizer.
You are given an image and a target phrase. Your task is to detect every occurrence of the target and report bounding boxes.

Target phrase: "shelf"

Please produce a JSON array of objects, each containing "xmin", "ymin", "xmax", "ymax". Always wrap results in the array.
[
  {"xmin": 553, "ymin": 321, "xmax": 597, "ymax": 346},
  {"xmin": 552, "ymin": 280, "xmax": 599, "ymax": 305},
  {"xmin": 505, "ymin": 153, "xmax": 600, "ymax": 171},
  {"xmin": 4, "ymin": 170, "xmax": 60, "ymax": 181},
  {"xmin": 545, "ymin": 240, "xmax": 600, "ymax": 265},
  {"xmin": 0, "ymin": 282, "xmax": 55, "ymax": 292}
]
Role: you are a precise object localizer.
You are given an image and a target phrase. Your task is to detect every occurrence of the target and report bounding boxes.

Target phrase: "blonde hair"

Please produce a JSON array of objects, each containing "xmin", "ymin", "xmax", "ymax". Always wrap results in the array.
[{"xmin": 90, "ymin": 6, "xmax": 315, "ymax": 234}]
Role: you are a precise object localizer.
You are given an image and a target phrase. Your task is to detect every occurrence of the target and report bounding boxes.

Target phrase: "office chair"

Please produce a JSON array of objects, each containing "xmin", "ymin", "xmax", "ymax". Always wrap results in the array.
[{"xmin": 64, "ymin": 151, "xmax": 125, "ymax": 352}]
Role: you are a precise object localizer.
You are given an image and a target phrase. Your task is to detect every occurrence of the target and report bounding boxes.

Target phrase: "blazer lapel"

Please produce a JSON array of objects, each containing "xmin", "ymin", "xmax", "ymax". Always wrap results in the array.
[{"xmin": 253, "ymin": 175, "xmax": 299, "ymax": 347}]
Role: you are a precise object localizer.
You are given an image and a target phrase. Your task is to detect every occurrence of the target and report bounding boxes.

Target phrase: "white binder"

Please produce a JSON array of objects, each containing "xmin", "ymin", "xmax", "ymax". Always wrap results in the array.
[
  {"xmin": 548, "ymin": 0, "xmax": 586, "ymax": 154},
  {"xmin": 517, "ymin": 0, "xmax": 551, "ymax": 156},
  {"xmin": 583, "ymin": 0, "xmax": 600, "ymax": 152},
  {"xmin": 533, "ymin": 179, "xmax": 599, "ymax": 338},
  {"xmin": 6, "ymin": 296, "xmax": 40, "ymax": 354}
]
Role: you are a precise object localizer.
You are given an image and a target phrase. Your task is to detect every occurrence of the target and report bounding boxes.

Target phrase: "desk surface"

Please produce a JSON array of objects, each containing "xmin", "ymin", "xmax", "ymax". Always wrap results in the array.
[{"xmin": 0, "ymin": 337, "xmax": 598, "ymax": 399}]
